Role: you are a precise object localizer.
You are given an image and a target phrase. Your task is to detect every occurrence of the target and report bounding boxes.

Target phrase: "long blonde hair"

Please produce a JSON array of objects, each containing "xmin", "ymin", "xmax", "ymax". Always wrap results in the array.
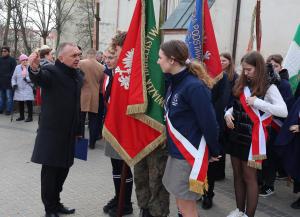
[
  {"xmin": 160, "ymin": 40, "xmax": 214, "ymax": 89},
  {"xmin": 188, "ymin": 61, "xmax": 214, "ymax": 89}
]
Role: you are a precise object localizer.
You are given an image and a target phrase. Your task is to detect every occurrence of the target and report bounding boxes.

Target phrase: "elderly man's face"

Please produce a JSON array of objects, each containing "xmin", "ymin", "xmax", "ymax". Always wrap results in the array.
[
  {"xmin": 96, "ymin": 53, "xmax": 103, "ymax": 62},
  {"xmin": 59, "ymin": 45, "xmax": 81, "ymax": 69}
]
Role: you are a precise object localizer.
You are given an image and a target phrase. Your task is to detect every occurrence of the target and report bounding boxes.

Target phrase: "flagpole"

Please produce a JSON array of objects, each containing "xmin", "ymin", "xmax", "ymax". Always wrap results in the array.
[
  {"xmin": 116, "ymin": 163, "xmax": 129, "ymax": 217},
  {"xmin": 232, "ymin": 0, "xmax": 241, "ymax": 63},
  {"xmin": 256, "ymin": 0, "xmax": 261, "ymax": 51}
]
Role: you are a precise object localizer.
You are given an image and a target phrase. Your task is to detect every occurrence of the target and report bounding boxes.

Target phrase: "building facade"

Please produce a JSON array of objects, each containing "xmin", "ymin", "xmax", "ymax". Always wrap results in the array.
[{"xmin": 97, "ymin": 0, "xmax": 300, "ymax": 65}]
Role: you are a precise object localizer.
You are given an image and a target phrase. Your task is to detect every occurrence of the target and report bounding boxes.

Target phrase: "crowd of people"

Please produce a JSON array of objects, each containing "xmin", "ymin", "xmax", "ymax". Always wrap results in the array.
[{"xmin": 0, "ymin": 31, "xmax": 300, "ymax": 217}]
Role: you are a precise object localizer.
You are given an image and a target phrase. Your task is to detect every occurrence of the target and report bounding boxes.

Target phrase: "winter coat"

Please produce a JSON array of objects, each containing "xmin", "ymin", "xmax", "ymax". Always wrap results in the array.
[
  {"xmin": 211, "ymin": 73, "xmax": 230, "ymax": 135},
  {"xmin": 79, "ymin": 59, "xmax": 104, "ymax": 113},
  {"xmin": 29, "ymin": 60, "xmax": 83, "ymax": 168},
  {"xmin": 0, "ymin": 56, "xmax": 17, "ymax": 89},
  {"xmin": 295, "ymin": 81, "xmax": 300, "ymax": 100},
  {"xmin": 278, "ymin": 69, "xmax": 294, "ymax": 108},
  {"xmin": 274, "ymin": 98, "xmax": 300, "ymax": 182},
  {"xmin": 11, "ymin": 65, "xmax": 34, "ymax": 101},
  {"xmin": 165, "ymin": 68, "xmax": 220, "ymax": 159},
  {"xmin": 226, "ymin": 72, "xmax": 239, "ymax": 108}
]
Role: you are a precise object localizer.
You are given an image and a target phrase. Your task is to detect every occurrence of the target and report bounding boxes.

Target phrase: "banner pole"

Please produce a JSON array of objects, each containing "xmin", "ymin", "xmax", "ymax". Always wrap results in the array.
[{"xmin": 116, "ymin": 163, "xmax": 129, "ymax": 217}]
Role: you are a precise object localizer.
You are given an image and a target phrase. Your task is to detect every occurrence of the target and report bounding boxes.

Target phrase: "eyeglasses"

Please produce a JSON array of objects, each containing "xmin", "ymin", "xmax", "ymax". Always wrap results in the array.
[{"xmin": 105, "ymin": 56, "xmax": 117, "ymax": 60}]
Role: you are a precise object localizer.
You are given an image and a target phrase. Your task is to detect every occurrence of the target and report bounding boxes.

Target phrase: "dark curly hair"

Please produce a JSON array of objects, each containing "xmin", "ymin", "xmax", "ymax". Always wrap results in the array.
[{"xmin": 110, "ymin": 31, "xmax": 127, "ymax": 50}]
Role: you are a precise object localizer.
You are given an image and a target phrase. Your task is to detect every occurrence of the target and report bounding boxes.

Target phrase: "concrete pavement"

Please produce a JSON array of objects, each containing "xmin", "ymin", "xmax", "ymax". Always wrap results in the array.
[{"xmin": 0, "ymin": 114, "xmax": 299, "ymax": 217}]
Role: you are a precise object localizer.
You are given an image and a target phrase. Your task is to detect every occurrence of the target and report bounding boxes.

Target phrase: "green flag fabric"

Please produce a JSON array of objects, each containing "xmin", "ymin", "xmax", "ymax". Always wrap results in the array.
[{"xmin": 283, "ymin": 24, "xmax": 300, "ymax": 92}]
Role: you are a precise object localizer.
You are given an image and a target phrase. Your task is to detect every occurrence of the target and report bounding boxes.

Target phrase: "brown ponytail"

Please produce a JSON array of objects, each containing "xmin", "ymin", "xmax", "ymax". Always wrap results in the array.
[{"xmin": 187, "ymin": 61, "xmax": 215, "ymax": 89}]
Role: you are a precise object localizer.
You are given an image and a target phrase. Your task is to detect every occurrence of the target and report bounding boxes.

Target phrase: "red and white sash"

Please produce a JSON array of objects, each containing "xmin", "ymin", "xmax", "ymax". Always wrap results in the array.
[
  {"xmin": 102, "ymin": 74, "xmax": 110, "ymax": 104},
  {"xmin": 165, "ymin": 113, "xmax": 209, "ymax": 194},
  {"xmin": 240, "ymin": 87, "xmax": 272, "ymax": 169}
]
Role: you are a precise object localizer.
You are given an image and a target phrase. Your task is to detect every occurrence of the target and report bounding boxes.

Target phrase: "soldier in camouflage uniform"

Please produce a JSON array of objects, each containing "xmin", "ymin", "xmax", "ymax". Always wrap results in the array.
[{"xmin": 134, "ymin": 145, "xmax": 170, "ymax": 217}]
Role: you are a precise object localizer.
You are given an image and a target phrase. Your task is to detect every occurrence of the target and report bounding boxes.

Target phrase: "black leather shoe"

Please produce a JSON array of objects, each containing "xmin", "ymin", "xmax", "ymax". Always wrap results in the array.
[
  {"xmin": 202, "ymin": 194, "xmax": 213, "ymax": 210},
  {"xmin": 103, "ymin": 197, "xmax": 118, "ymax": 213},
  {"xmin": 57, "ymin": 203, "xmax": 75, "ymax": 214},
  {"xmin": 45, "ymin": 213, "xmax": 59, "ymax": 217},
  {"xmin": 291, "ymin": 197, "xmax": 300, "ymax": 209},
  {"xmin": 25, "ymin": 117, "xmax": 33, "ymax": 122},
  {"xmin": 139, "ymin": 208, "xmax": 153, "ymax": 217},
  {"xmin": 108, "ymin": 203, "xmax": 133, "ymax": 217},
  {"xmin": 89, "ymin": 143, "xmax": 95, "ymax": 149},
  {"xmin": 16, "ymin": 117, "xmax": 24, "ymax": 121}
]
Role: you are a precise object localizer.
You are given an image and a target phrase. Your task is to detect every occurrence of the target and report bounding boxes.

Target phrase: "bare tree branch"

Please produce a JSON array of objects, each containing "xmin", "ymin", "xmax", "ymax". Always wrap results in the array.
[
  {"xmin": 54, "ymin": 0, "xmax": 77, "ymax": 49},
  {"xmin": 75, "ymin": 0, "xmax": 95, "ymax": 49},
  {"xmin": 28, "ymin": 0, "xmax": 55, "ymax": 44}
]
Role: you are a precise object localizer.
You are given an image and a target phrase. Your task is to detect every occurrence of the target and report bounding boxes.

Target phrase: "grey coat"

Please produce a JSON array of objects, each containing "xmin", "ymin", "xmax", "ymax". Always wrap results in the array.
[
  {"xmin": 104, "ymin": 141, "xmax": 122, "ymax": 160},
  {"xmin": 11, "ymin": 65, "xmax": 34, "ymax": 101}
]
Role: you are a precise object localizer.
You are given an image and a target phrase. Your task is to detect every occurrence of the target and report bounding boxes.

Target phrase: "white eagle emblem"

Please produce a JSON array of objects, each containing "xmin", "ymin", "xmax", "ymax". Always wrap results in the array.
[
  {"xmin": 115, "ymin": 48, "xmax": 134, "ymax": 90},
  {"xmin": 203, "ymin": 50, "xmax": 211, "ymax": 60}
]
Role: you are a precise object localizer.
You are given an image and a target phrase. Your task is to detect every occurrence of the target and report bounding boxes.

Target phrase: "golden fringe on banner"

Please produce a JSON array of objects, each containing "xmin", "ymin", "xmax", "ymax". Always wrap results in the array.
[
  {"xmin": 102, "ymin": 125, "xmax": 166, "ymax": 167},
  {"xmin": 189, "ymin": 177, "xmax": 208, "ymax": 195},
  {"xmin": 252, "ymin": 154, "xmax": 267, "ymax": 161},
  {"xmin": 247, "ymin": 160, "xmax": 262, "ymax": 170},
  {"xmin": 126, "ymin": 0, "xmax": 148, "ymax": 116},
  {"xmin": 127, "ymin": 104, "xmax": 147, "ymax": 115}
]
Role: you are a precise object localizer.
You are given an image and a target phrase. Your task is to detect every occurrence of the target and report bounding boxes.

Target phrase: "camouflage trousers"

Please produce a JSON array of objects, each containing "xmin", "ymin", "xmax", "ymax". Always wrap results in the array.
[{"xmin": 134, "ymin": 145, "xmax": 170, "ymax": 217}]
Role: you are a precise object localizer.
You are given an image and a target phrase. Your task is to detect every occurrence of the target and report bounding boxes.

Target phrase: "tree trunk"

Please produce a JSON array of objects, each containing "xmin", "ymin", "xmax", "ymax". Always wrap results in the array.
[
  {"xmin": 43, "ymin": 35, "xmax": 47, "ymax": 45},
  {"xmin": 86, "ymin": 1, "xmax": 93, "ymax": 48},
  {"xmin": 21, "ymin": 29, "xmax": 32, "ymax": 54},
  {"xmin": 3, "ymin": 0, "xmax": 12, "ymax": 46},
  {"xmin": 16, "ymin": 6, "xmax": 32, "ymax": 54},
  {"xmin": 13, "ymin": 19, "xmax": 18, "ymax": 57},
  {"xmin": 55, "ymin": 21, "xmax": 62, "ymax": 49},
  {"xmin": 56, "ymin": 30, "xmax": 61, "ymax": 50}
]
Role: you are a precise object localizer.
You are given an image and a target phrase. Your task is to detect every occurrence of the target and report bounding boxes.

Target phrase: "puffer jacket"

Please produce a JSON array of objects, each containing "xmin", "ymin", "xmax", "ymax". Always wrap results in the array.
[{"xmin": 11, "ymin": 65, "xmax": 34, "ymax": 101}]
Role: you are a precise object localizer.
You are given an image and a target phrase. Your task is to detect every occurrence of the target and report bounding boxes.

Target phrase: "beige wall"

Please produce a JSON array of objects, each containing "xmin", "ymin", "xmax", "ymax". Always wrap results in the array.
[
  {"xmin": 98, "ymin": 0, "xmax": 161, "ymax": 51},
  {"xmin": 98, "ymin": 0, "xmax": 300, "ymax": 66},
  {"xmin": 211, "ymin": 0, "xmax": 300, "ymax": 65}
]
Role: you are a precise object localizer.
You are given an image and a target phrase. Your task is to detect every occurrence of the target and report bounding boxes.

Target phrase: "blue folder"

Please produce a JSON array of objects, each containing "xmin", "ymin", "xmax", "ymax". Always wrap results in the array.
[{"xmin": 75, "ymin": 138, "xmax": 88, "ymax": 161}]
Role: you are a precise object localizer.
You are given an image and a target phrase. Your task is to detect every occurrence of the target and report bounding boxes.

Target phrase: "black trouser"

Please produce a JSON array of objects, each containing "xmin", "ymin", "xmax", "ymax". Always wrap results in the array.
[
  {"xmin": 18, "ymin": 100, "xmax": 33, "ymax": 118},
  {"xmin": 260, "ymin": 146, "xmax": 278, "ymax": 188},
  {"xmin": 41, "ymin": 165, "xmax": 69, "ymax": 213},
  {"xmin": 206, "ymin": 153, "xmax": 226, "ymax": 197},
  {"xmin": 294, "ymin": 180, "xmax": 300, "ymax": 193},
  {"xmin": 80, "ymin": 112, "xmax": 99, "ymax": 147},
  {"xmin": 111, "ymin": 158, "xmax": 133, "ymax": 205},
  {"xmin": 260, "ymin": 131, "xmax": 286, "ymax": 188}
]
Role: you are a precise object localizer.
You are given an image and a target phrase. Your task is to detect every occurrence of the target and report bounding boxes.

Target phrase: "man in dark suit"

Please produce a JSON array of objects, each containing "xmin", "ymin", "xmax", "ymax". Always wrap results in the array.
[{"xmin": 29, "ymin": 42, "xmax": 83, "ymax": 217}]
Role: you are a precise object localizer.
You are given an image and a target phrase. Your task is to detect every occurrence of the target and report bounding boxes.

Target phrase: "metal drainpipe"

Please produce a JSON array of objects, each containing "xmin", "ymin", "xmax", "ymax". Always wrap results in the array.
[
  {"xmin": 116, "ymin": 0, "xmax": 120, "ymax": 31},
  {"xmin": 232, "ymin": 0, "xmax": 241, "ymax": 63},
  {"xmin": 95, "ymin": 0, "xmax": 100, "ymax": 50}
]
